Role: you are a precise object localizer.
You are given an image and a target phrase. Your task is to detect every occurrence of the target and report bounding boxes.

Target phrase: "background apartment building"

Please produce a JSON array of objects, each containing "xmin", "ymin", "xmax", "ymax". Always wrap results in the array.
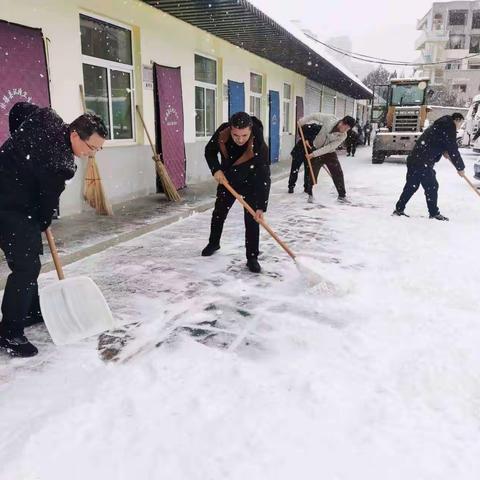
[{"xmin": 416, "ymin": 1, "xmax": 480, "ymax": 104}]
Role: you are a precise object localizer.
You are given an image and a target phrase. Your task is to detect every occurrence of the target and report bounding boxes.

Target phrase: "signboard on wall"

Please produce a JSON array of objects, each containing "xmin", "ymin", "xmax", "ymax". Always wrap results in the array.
[{"xmin": 0, "ymin": 20, "xmax": 50, "ymax": 144}]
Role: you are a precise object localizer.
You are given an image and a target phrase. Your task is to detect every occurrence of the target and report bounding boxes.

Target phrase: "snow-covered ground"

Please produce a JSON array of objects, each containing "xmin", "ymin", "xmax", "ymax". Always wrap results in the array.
[{"xmin": 2, "ymin": 147, "xmax": 480, "ymax": 479}]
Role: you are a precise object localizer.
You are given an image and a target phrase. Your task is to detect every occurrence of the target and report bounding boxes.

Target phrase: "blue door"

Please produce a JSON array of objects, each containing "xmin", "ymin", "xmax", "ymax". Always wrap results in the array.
[
  {"xmin": 228, "ymin": 80, "xmax": 245, "ymax": 118},
  {"xmin": 269, "ymin": 90, "xmax": 280, "ymax": 164}
]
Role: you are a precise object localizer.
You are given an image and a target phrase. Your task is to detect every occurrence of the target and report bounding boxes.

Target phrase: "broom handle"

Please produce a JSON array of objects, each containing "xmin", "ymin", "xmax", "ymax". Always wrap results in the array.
[
  {"xmin": 45, "ymin": 228, "xmax": 65, "ymax": 281},
  {"xmin": 298, "ymin": 122, "xmax": 317, "ymax": 186},
  {"xmin": 445, "ymin": 154, "xmax": 480, "ymax": 198},
  {"xmin": 79, "ymin": 84, "xmax": 87, "ymax": 113},
  {"xmin": 222, "ymin": 180, "xmax": 296, "ymax": 260},
  {"xmin": 135, "ymin": 105, "xmax": 159, "ymax": 159}
]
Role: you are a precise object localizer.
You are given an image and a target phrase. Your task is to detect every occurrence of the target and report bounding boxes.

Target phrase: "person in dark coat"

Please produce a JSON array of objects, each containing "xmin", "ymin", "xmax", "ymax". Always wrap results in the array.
[
  {"xmin": 201, "ymin": 111, "xmax": 271, "ymax": 273},
  {"xmin": 393, "ymin": 113, "xmax": 465, "ymax": 221},
  {"xmin": 287, "ymin": 123, "xmax": 322, "ymax": 194},
  {"xmin": 345, "ymin": 127, "xmax": 359, "ymax": 157},
  {"xmin": 0, "ymin": 102, "xmax": 108, "ymax": 357}
]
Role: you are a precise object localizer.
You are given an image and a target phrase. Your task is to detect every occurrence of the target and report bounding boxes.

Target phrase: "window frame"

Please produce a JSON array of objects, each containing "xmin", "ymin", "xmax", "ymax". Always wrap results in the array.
[
  {"xmin": 282, "ymin": 82, "xmax": 292, "ymax": 134},
  {"xmin": 249, "ymin": 71, "xmax": 263, "ymax": 119},
  {"xmin": 448, "ymin": 9, "xmax": 468, "ymax": 26},
  {"xmin": 80, "ymin": 12, "xmax": 136, "ymax": 146},
  {"xmin": 194, "ymin": 53, "xmax": 218, "ymax": 140}
]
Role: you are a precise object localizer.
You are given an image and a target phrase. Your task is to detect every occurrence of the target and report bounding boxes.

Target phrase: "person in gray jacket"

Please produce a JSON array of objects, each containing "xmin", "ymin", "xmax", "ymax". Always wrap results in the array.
[{"xmin": 298, "ymin": 113, "xmax": 355, "ymax": 202}]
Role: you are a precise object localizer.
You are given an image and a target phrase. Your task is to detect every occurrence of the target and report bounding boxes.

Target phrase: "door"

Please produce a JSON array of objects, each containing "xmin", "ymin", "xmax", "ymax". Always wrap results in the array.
[
  {"xmin": 0, "ymin": 20, "xmax": 51, "ymax": 144},
  {"xmin": 295, "ymin": 96, "xmax": 304, "ymax": 142},
  {"xmin": 268, "ymin": 90, "xmax": 280, "ymax": 164},
  {"xmin": 153, "ymin": 63, "xmax": 186, "ymax": 190},
  {"xmin": 228, "ymin": 80, "xmax": 245, "ymax": 118},
  {"xmin": 371, "ymin": 84, "xmax": 390, "ymax": 127}
]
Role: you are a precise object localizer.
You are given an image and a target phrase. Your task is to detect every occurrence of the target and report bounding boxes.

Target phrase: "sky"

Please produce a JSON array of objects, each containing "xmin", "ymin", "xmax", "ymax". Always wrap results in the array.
[{"xmin": 250, "ymin": 0, "xmax": 450, "ymax": 74}]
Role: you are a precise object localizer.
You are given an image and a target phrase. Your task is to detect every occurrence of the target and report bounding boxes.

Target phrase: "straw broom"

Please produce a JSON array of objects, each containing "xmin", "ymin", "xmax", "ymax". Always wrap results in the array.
[
  {"xmin": 79, "ymin": 85, "xmax": 114, "ymax": 216},
  {"xmin": 135, "ymin": 105, "xmax": 181, "ymax": 202}
]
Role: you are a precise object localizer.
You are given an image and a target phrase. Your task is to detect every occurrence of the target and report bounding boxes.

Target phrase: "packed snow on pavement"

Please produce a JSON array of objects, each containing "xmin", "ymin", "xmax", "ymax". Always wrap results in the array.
[{"xmin": 1, "ymin": 147, "xmax": 480, "ymax": 479}]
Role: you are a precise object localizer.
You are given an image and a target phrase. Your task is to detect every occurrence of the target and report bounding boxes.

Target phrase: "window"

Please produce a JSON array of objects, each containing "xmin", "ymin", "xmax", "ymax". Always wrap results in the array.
[
  {"xmin": 452, "ymin": 84, "xmax": 467, "ymax": 93},
  {"xmin": 472, "ymin": 11, "xmax": 480, "ymax": 29},
  {"xmin": 469, "ymin": 63, "xmax": 480, "ymax": 69},
  {"xmin": 448, "ymin": 10, "xmax": 467, "ymax": 26},
  {"xmin": 470, "ymin": 36, "xmax": 480, "ymax": 53},
  {"xmin": 249, "ymin": 72, "xmax": 263, "ymax": 119},
  {"xmin": 433, "ymin": 13, "xmax": 443, "ymax": 30},
  {"xmin": 282, "ymin": 83, "xmax": 291, "ymax": 133},
  {"xmin": 446, "ymin": 62, "xmax": 461, "ymax": 70},
  {"xmin": 80, "ymin": 14, "xmax": 134, "ymax": 141},
  {"xmin": 194, "ymin": 54, "xmax": 217, "ymax": 137},
  {"xmin": 447, "ymin": 34, "xmax": 465, "ymax": 49}
]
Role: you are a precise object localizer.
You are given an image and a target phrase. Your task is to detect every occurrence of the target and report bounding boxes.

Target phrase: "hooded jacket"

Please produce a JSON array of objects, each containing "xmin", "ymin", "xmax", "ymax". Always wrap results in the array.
[
  {"xmin": 408, "ymin": 115, "xmax": 465, "ymax": 171},
  {"xmin": 0, "ymin": 102, "xmax": 76, "ymax": 230}
]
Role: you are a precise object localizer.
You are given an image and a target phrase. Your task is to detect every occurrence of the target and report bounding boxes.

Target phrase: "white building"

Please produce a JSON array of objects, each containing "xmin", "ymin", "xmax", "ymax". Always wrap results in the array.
[
  {"xmin": 416, "ymin": 1, "xmax": 480, "ymax": 103},
  {"xmin": 0, "ymin": 0, "xmax": 371, "ymax": 218}
]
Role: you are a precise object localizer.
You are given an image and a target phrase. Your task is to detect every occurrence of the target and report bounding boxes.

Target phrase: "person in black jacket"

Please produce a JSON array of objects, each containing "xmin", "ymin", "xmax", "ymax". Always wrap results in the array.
[
  {"xmin": 0, "ymin": 102, "xmax": 108, "ymax": 357},
  {"xmin": 287, "ymin": 123, "xmax": 322, "ymax": 194},
  {"xmin": 201, "ymin": 112, "xmax": 271, "ymax": 273},
  {"xmin": 393, "ymin": 113, "xmax": 465, "ymax": 221}
]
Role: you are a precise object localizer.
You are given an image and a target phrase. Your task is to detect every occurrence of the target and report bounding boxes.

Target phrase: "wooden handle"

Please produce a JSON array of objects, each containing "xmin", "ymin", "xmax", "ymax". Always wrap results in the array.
[
  {"xmin": 445, "ymin": 154, "xmax": 480, "ymax": 199},
  {"xmin": 222, "ymin": 181, "xmax": 296, "ymax": 260},
  {"xmin": 136, "ymin": 105, "xmax": 158, "ymax": 158},
  {"xmin": 298, "ymin": 122, "xmax": 317, "ymax": 186},
  {"xmin": 45, "ymin": 228, "xmax": 65, "ymax": 280}
]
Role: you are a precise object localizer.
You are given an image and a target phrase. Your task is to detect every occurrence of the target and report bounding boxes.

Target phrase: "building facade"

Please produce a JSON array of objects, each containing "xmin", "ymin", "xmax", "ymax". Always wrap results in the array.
[
  {"xmin": 416, "ymin": 1, "xmax": 480, "ymax": 104},
  {"xmin": 0, "ymin": 0, "xmax": 370, "ymax": 218}
]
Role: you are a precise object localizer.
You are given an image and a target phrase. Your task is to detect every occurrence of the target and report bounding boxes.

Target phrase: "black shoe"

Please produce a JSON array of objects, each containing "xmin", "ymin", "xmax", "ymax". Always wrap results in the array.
[
  {"xmin": 246, "ymin": 258, "xmax": 261, "ymax": 273},
  {"xmin": 24, "ymin": 311, "xmax": 45, "ymax": 328},
  {"xmin": 429, "ymin": 213, "xmax": 449, "ymax": 221},
  {"xmin": 201, "ymin": 243, "xmax": 220, "ymax": 256},
  {"xmin": 0, "ymin": 335, "xmax": 38, "ymax": 357},
  {"xmin": 288, "ymin": 187, "xmax": 294, "ymax": 194},
  {"xmin": 392, "ymin": 209, "xmax": 409, "ymax": 217}
]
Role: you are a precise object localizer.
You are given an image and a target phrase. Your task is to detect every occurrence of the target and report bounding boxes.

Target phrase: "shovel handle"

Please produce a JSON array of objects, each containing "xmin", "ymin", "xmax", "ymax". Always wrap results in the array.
[
  {"xmin": 445, "ymin": 154, "xmax": 480, "ymax": 199},
  {"xmin": 221, "ymin": 180, "xmax": 296, "ymax": 260},
  {"xmin": 45, "ymin": 228, "xmax": 65, "ymax": 280},
  {"xmin": 298, "ymin": 122, "xmax": 317, "ymax": 186}
]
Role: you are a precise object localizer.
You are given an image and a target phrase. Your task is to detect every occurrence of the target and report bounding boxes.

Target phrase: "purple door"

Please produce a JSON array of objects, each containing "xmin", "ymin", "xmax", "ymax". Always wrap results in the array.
[
  {"xmin": 0, "ymin": 20, "xmax": 51, "ymax": 144},
  {"xmin": 153, "ymin": 63, "xmax": 186, "ymax": 190}
]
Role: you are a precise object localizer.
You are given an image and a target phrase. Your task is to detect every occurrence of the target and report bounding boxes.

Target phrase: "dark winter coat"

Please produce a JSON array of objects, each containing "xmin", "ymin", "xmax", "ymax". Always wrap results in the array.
[
  {"xmin": 205, "ymin": 116, "xmax": 271, "ymax": 211},
  {"xmin": 290, "ymin": 123, "xmax": 322, "ymax": 157},
  {"xmin": 408, "ymin": 115, "xmax": 465, "ymax": 171},
  {"xmin": 0, "ymin": 103, "xmax": 77, "ymax": 231}
]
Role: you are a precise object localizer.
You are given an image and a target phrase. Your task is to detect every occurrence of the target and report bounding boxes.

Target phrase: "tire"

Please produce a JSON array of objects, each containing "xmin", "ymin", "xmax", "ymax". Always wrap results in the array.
[{"xmin": 372, "ymin": 137, "xmax": 386, "ymax": 164}]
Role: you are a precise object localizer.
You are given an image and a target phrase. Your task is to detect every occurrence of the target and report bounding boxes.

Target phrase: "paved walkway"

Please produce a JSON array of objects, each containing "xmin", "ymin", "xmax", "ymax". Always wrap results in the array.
[{"xmin": 0, "ymin": 161, "xmax": 291, "ymax": 288}]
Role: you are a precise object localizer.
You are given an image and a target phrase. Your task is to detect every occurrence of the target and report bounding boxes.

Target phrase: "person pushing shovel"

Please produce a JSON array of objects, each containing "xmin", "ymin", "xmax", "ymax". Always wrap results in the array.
[
  {"xmin": 201, "ymin": 112, "xmax": 271, "ymax": 274},
  {"xmin": 297, "ymin": 113, "xmax": 355, "ymax": 203},
  {"xmin": 0, "ymin": 102, "xmax": 108, "ymax": 357},
  {"xmin": 393, "ymin": 113, "xmax": 465, "ymax": 221}
]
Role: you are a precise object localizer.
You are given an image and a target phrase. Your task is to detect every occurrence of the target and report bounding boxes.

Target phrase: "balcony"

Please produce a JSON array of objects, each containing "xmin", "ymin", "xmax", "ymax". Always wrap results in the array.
[{"xmin": 415, "ymin": 30, "xmax": 449, "ymax": 50}]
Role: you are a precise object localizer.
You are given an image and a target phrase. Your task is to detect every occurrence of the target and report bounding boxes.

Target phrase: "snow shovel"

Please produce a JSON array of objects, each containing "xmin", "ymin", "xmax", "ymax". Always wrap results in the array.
[
  {"xmin": 39, "ymin": 228, "xmax": 114, "ymax": 345},
  {"xmin": 221, "ymin": 180, "xmax": 323, "ymax": 286}
]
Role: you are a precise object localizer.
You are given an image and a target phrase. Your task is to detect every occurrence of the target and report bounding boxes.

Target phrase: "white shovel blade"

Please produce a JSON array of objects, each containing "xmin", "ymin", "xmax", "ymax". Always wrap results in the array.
[{"xmin": 40, "ymin": 276, "xmax": 114, "ymax": 345}]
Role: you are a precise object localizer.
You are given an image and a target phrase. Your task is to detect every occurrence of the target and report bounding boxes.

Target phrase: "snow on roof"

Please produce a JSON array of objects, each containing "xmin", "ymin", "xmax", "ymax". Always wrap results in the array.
[{"xmin": 247, "ymin": 0, "xmax": 372, "ymax": 96}]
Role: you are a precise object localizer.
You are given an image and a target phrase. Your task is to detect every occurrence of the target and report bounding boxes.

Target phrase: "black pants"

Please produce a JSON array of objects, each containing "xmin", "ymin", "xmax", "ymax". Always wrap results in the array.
[
  {"xmin": 346, "ymin": 141, "xmax": 357, "ymax": 156},
  {"xmin": 288, "ymin": 147, "xmax": 309, "ymax": 192},
  {"xmin": 364, "ymin": 133, "xmax": 371, "ymax": 146},
  {"xmin": 0, "ymin": 212, "xmax": 42, "ymax": 338},
  {"xmin": 395, "ymin": 164, "xmax": 440, "ymax": 216},
  {"xmin": 305, "ymin": 152, "xmax": 346, "ymax": 197},
  {"xmin": 208, "ymin": 184, "xmax": 260, "ymax": 259}
]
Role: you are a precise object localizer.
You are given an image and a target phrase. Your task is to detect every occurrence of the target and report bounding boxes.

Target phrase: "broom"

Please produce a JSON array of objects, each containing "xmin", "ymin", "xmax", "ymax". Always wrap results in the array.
[
  {"xmin": 135, "ymin": 105, "xmax": 181, "ymax": 202},
  {"xmin": 79, "ymin": 85, "xmax": 113, "ymax": 216}
]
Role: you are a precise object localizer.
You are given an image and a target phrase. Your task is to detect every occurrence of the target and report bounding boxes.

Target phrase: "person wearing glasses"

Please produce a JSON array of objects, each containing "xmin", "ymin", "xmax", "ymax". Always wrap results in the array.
[{"xmin": 0, "ymin": 102, "xmax": 108, "ymax": 357}]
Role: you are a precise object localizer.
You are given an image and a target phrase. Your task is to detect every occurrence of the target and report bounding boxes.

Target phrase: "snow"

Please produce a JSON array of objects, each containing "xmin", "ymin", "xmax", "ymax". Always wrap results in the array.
[{"xmin": 2, "ymin": 146, "xmax": 480, "ymax": 478}]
